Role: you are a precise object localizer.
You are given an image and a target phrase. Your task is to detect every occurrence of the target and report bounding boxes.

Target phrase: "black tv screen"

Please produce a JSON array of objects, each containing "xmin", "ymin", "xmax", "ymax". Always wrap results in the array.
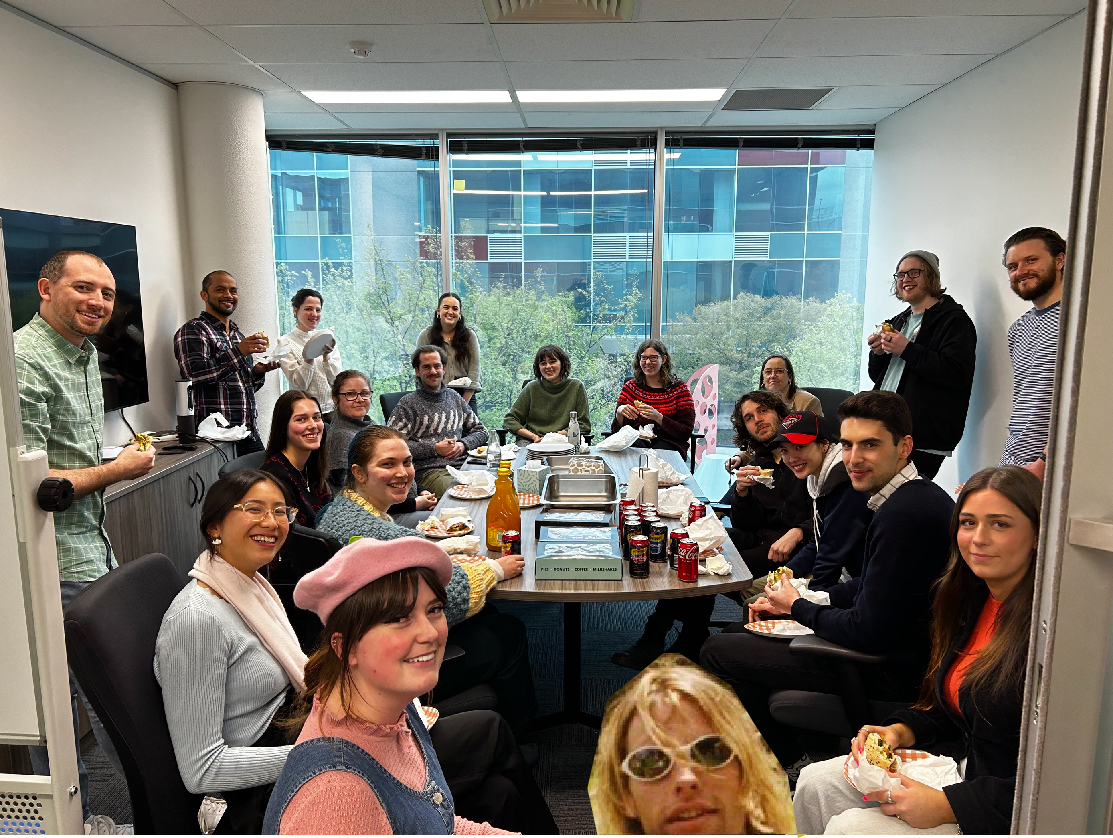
[{"xmin": 0, "ymin": 208, "xmax": 149, "ymax": 412}]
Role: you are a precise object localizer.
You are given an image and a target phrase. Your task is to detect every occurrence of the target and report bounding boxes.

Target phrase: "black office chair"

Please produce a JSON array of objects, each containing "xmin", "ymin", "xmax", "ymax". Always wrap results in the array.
[
  {"xmin": 217, "ymin": 449, "xmax": 265, "ymax": 478},
  {"xmin": 63, "ymin": 554, "xmax": 203, "ymax": 834},
  {"xmin": 768, "ymin": 636, "xmax": 912, "ymax": 737},
  {"xmin": 805, "ymin": 387, "xmax": 854, "ymax": 421},
  {"xmin": 379, "ymin": 391, "xmax": 409, "ymax": 423}
]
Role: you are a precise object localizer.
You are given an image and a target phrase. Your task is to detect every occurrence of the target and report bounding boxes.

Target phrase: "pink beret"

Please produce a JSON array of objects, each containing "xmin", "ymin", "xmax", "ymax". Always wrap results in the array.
[{"xmin": 293, "ymin": 536, "xmax": 453, "ymax": 624}]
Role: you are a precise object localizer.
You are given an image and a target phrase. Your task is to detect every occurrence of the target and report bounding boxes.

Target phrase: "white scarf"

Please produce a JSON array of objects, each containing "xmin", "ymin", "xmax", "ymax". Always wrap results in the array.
[
  {"xmin": 806, "ymin": 444, "xmax": 845, "ymax": 541},
  {"xmin": 189, "ymin": 550, "xmax": 308, "ymax": 692}
]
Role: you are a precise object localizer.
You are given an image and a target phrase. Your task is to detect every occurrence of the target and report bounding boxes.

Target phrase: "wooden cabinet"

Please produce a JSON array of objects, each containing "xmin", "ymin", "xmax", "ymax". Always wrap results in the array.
[{"xmin": 104, "ymin": 442, "xmax": 233, "ymax": 581}]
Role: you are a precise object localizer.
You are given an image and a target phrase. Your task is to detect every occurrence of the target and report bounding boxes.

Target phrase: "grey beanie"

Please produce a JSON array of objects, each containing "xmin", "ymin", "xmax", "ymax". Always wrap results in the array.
[{"xmin": 896, "ymin": 249, "xmax": 940, "ymax": 277}]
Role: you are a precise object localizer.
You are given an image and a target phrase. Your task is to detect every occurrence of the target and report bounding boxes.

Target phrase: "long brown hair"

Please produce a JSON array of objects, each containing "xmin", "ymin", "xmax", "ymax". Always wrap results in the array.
[
  {"xmin": 428, "ymin": 291, "xmax": 473, "ymax": 370},
  {"xmin": 265, "ymin": 389, "xmax": 329, "ymax": 494},
  {"xmin": 285, "ymin": 566, "xmax": 448, "ymax": 732},
  {"xmin": 631, "ymin": 339, "xmax": 678, "ymax": 388},
  {"xmin": 915, "ymin": 466, "xmax": 1041, "ymax": 713}
]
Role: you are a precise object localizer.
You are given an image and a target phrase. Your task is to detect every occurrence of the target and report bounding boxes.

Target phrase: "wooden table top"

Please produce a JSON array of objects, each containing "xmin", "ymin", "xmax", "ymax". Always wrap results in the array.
[{"xmin": 424, "ymin": 446, "xmax": 753, "ymax": 603}]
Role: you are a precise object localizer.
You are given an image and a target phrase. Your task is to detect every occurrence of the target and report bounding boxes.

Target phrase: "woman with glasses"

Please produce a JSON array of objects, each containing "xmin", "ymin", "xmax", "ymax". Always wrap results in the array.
[
  {"xmin": 262, "ymin": 390, "xmax": 332, "ymax": 527},
  {"xmin": 613, "ymin": 339, "xmax": 696, "ymax": 459},
  {"xmin": 589, "ymin": 654, "xmax": 795, "ymax": 835},
  {"xmin": 503, "ymin": 344, "xmax": 591, "ymax": 443},
  {"xmin": 793, "ymin": 467, "xmax": 1041, "ymax": 835},
  {"xmin": 155, "ymin": 470, "xmax": 306, "ymax": 833},
  {"xmin": 760, "ymin": 354, "xmax": 822, "ymax": 415},
  {"xmin": 418, "ymin": 292, "xmax": 481, "ymax": 408},
  {"xmin": 276, "ymin": 289, "xmax": 342, "ymax": 423}
]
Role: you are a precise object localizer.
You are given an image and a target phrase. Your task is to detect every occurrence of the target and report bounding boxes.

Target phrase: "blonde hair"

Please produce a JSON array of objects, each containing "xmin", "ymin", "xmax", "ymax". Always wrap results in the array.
[{"xmin": 588, "ymin": 655, "xmax": 795, "ymax": 835}]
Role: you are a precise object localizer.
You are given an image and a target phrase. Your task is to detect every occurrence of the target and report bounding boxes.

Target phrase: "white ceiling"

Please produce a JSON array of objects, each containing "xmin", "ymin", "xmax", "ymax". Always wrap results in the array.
[{"xmin": 4, "ymin": 0, "xmax": 1087, "ymax": 134}]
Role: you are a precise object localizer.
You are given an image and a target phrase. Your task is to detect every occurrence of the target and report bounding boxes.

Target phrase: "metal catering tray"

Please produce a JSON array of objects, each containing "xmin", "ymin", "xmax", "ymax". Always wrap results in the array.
[
  {"xmin": 540, "ymin": 473, "xmax": 620, "ymax": 509},
  {"xmin": 546, "ymin": 454, "xmax": 613, "ymax": 475}
]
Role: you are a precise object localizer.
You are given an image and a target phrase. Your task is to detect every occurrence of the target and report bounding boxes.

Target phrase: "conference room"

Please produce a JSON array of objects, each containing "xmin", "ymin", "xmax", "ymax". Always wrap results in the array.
[{"xmin": 1, "ymin": 0, "xmax": 1112, "ymax": 834}]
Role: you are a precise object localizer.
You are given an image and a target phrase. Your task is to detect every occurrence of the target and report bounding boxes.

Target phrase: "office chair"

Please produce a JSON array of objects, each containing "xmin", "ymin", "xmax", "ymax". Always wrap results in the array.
[
  {"xmin": 217, "ymin": 449, "xmax": 265, "ymax": 478},
  {"xmin": 378, "ymin": 391, "xmax": 409, "ymax": 423},
  {"xmin": 63, "ymin": 553, "xmax": 203, "ymax": 834},
  {"xmin": 805, "ymin": 387, "xmax": 854, "ymax": 421}
]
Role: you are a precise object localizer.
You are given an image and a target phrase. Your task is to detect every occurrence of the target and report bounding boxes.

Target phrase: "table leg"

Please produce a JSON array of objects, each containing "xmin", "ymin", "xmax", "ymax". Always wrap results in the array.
[{"xmin": 528, "ymin": 601, "xmax": 601, "ymax": 730}]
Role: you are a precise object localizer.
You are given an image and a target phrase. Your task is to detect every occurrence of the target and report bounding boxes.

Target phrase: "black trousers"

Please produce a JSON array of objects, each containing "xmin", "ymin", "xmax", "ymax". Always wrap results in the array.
[
  {"xmin": 437, "ymin": 605, "xmax": 537, "ymax": 736},
  {"xmin": 431, "ymin": 710, "xmax": 558, "ymax": 834},
  {"xmin": 234, "ymin": 430, "xmax": 264, "ymax": 458},
  {"xmin": 910, "ymin": 450, "xmax": 946, "ymax": 480},
  {"xmin": 700, "ymin": 626, "xmax": 918, "ymax": 766}
]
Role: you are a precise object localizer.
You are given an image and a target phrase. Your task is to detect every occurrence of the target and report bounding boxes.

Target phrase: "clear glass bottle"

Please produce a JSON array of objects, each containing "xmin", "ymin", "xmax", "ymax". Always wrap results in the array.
[
  {"xmin": 567, "ymin": 410, "xmax": 581, "ymax": 452},
  {"xmin": 486, "ymin": 433, "xmax": 502, "ymax": 473},
  {"xmin": 486, "ymin": 460, "xmax": 521, "ymax": 551}
]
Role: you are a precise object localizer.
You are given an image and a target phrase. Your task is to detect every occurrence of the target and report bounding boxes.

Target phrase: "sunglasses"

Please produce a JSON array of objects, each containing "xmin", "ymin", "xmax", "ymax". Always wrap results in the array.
[{"xmin": 620, "ymin": 734, "xmax": 734, "ymax": 781}]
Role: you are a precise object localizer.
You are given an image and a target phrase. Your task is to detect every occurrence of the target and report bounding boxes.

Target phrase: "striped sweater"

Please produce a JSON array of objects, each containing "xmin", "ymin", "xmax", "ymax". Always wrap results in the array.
[
  {"xmin": 1001, "ymin": 301, "xmax": 1059, "ymax": 466},
  {"xmin": 612, "ymin": 379, "xmax": 696, "ymax": 457}
]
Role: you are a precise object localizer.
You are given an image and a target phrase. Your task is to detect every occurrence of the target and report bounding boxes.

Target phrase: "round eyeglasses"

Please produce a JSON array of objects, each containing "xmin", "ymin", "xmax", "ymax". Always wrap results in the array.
[
  {"xmin": 233, "ymin": 502, "xmax": 296, "ymax": 524},
  {"xmin": 339, "ymin": 390, "xmax": 373, "ymax": 401},
  {"xmin": 620, "ymin": 734, "xmax": 735, "ymax": 781}
]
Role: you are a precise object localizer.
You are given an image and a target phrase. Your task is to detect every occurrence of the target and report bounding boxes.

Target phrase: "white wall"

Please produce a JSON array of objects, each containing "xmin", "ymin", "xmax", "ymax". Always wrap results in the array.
[
  {"xmin": 0, "ymin": 6, "xmax": 192, "ymax": 445},
  {"xmin": 863, "ymin": 13, "xmax": 1085, "ymax": 489}
]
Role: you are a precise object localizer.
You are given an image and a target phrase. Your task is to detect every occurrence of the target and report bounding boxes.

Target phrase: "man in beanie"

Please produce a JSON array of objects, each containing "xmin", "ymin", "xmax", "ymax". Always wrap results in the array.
[{"xmin": 866, "ymin": 250, "xmax": 977, "ymax": 479}]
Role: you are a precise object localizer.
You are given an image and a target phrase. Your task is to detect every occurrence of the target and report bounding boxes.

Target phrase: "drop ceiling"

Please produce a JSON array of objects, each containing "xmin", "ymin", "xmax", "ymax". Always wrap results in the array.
[{"xmin": 2, "ymin": 0, "xmax": 1087, "ymax": 134}]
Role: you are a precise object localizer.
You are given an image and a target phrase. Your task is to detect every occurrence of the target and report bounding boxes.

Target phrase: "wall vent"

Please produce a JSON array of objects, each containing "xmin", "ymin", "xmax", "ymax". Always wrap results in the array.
[
  {"xmin": 723, "ymin": 88, "xmax": 834, "ymax": 111},
  {"xmin": 484, "ymin": 0, "xmax": 633, "ymax": 23}
]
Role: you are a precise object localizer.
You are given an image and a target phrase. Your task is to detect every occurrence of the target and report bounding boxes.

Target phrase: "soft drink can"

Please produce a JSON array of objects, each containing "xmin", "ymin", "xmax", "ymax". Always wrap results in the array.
[
  {"xmin": 677, "ymin": 538, "xmax": 699, "ymax": 582},
  {"xmin": 620, "ymin": 499, "xmax": 638, "ymax": 516},
  {"xmin": 648, "ymin": 522, "xmax": 668, "ymax": 562},
  {"xmin": 686, "ymin": 501, "xmax": 707, "ymax": 526},
  {"xmin": 500, "ymin": 530, "xmax": 520, "ymax": 556},
  {"xmin": 641, "ymin": 514, "xmax": 660, "ymax": 537},
  {"xmin": 629, "ymin": 534, "xmax": 650, "ymax": 578},
  {"xmin": 668, "ymin": 529, "xmax": 688, "ymax": 570}
]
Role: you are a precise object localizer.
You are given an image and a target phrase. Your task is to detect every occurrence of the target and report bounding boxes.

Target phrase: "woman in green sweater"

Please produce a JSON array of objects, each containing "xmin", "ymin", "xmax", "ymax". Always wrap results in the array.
[{"xmin": 502, "ymin": 345, "xmax": 591, "ymax": 443}]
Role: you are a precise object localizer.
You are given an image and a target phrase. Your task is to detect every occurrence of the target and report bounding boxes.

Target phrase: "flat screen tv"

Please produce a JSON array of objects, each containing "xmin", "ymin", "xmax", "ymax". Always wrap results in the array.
[{"xmin": 0, "ymin": 208, "xmax": 149, "ymax": 412}]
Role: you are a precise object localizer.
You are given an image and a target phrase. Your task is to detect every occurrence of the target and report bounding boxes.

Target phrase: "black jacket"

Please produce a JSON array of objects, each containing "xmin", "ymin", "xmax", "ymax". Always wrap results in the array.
[
  {"xmin": 723, "ymin": 443, "xmax": 812, "ymax": 537},
  {"xmin": 791, "ymin": 479, "xmax": 954, "ymax": 693},
  {"xmin": 887, "ymin": 590, "xmax": 1023, "ymax": 835},
  {"xmin": 785, "ymin": 459, "xmax": 872, "ymax": 591},
  {"xmin": 868, "ymin": 294, "xmax": 977, "ymax": 452}
]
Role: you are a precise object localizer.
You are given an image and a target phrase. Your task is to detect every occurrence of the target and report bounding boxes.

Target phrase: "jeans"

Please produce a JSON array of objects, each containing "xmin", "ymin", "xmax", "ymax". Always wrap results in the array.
[{"xmin": 29, "ymin": 580, "xmax": 125, "ymax": 820}]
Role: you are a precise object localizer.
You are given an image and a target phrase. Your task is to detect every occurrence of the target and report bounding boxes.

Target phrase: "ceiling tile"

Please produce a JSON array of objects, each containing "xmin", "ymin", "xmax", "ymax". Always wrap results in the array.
[
  {"xmin": 140, "ymin": 62, "xmax": 290, "ymax": 90},
  {"xmin": 706, "ymin": 107, "xmax": 896, "ymax": 126},
  {"xmin": 332, "ymin": 112, "xmax": 527, "ymax": 130},
  {"xmin": 493, "ymin": 21, "xmax": 774, "ymax": 61},
  {"xmin": 738, "ymin": 54, "xmax": 991, "ymax": 87},
  {"xmin": 524, "ymin": 111, "xmax": 708, "ymax": 128},
  {"xmin": 506, "ymin": 59, "xmax": 744, "ymax": 89},
  {"xmin": 209, "ymin": 24, "xmax": 495, "ymax": 64},
  {"xmin": 262, "ymin": 90, "xmax": 332, "ymax": 112},
  {"xmin": 4, "ymin": 0, "xmax": 191, "ymax": 26},
  {"xmin": 815, "ymin": 84, "xmax": 940, "ymax": 109},
  {"xmin": 168, "ymin": 0, "xmax": 483, "ymax": 26},
  {"xmin": 261, "ymin": 62, "xmax": 509, "ymax": 90},
  {"xmin": 789, "ymin": 0, "xmax": 1085, "ymax": 16},
  {"xmin": 757, "ymin": 14, "xmax": 1066, "ymax": 57},
  {"xmin": 63, "ymin": 24, "xmax": 248, "ymax": 64},
  {"xmin": 636, "ymin": 0, "xmax": 793, "ymax": 21},
  {"xmin": 264, "ymin": 112, "xmax": 351, "ymax": 130}
]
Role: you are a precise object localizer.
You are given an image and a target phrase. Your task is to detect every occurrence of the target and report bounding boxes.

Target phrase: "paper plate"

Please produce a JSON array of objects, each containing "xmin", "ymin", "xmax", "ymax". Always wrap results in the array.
[
  {"xmin": 302, "ymin": 331, "xmax": 335, "ymax": 360},
  {"xmin": 517, "ymin": 492, "xmax": 541, "ymax": 508},
  {"xmin": 447, "ymin": 484, "xmax": 495, "ymax": 499},
  {"xmin": 527, "ymin": 442, "xmax": 576, "ymax": 455},
  {"xmin": 657, "ymin": 477, "xmax": 688, "ymax": 487},
  {"xmin": 468, "ymin": 447, "xmax": 489, "ymax": 458},
  {"xmin": 416, "ymin": 518, "xmax": 473, "ymax": 538},
  {"xmin": 743, "ymin": 619, "xmax": 814, "ymax": 638},
  {"xmin": 843, "ymin": 749, "xmax": 932, "ymax": 793}
]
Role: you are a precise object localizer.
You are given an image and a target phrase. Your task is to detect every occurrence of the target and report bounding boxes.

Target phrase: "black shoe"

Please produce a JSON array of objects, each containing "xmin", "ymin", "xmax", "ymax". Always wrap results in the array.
[
  {"xmin": 519, "ymin": 742, "xmax": 540, "ymax": 768},
  {"xmin": 665, "ymin": 631, "xmax": 710, "ymax": 663},
  {"xmin": 611, "ymin": 638, "xmax": 665, "ymax": 671}
]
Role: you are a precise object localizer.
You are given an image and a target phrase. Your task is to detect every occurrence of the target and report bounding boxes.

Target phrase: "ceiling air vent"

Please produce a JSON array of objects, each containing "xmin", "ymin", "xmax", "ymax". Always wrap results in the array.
[
  {"xmin": 724, "ymin": 88, "xmax": 834, "ymax": 111},
  {"xmin": 483, "ymin": 0, "xmax": 633, "ymax": 23}
]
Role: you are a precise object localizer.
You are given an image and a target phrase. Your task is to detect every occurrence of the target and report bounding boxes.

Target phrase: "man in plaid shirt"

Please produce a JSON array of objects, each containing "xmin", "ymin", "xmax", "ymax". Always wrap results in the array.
[
  {"xmin": 15, "ymin": 250, "xmax": 157, "ymax": 818},
  {"xmin": 174, "ymin": 270, "xmax": 280, "ymax": 455}
]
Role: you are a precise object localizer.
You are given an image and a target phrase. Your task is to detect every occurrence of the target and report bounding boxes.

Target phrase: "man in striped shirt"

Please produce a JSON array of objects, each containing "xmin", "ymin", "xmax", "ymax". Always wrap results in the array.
[{"xmin": 1000, "ymin": 227, "xmax": 1065, "ymax": 479}]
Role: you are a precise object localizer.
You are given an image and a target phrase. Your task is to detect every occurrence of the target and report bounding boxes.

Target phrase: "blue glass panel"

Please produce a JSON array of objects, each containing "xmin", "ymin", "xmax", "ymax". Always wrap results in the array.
[
  {"xmin": 317, "ymin": 173, "xmax": 351, "ymax": 235},
  {"xmin": 664, "ymin": 235, "xmax": 698, "ymax": 261},
  {"xmin": 669, "ymin": 148, "xmax": 737, "ymax": 167},
  {"xmin": 523, "ymin": 234, "xmax": 591, "ymax": 261},
  {"xmin": 315, "ymin": 152, "xmax": 348, "ymax": 171},
  {"xmin": 321, "ymin": 236, "xmax": 352, "ymax": 260},
  {"xmin": 769, "ymin": 233, "xmax": 805, "ymax": 259},
  {"xmin": 805, "ymin": 233, "xmax": 842, "ymax": 259},
  {"xmin": 271, "ymin": 150, "xmax": 316, "ymax": 171},
  {"xmin": 804, "ymin": 260, "xmax": 840, "ymax": 301},
  {"xmin": 274, "ymin": 236, "xmax": 319, "ymax": 261},
  {"xmin": 664, "ymin": 262, "xmax": 696, "ymax": 322},
  {"xmin": 771, "ymin": 167, "xmax": 807, "ymax": 231},
  {"xmin": 272, "ymin": 173, "xmax": 318, "ymax": 236},
  {"xmin": 594, "ymin": 168, "xmax": 652, "ymax": 234},
  {"xmin": 696, "ymin": 233, "xmax": 733, "ymax": 261},
  {"xmin": 808, "ymin": 166, "xmax": 845, "ymax": 232},
  {"xmin": 735, "ymin": 167, "xmax": 773, "ymax": 232}
]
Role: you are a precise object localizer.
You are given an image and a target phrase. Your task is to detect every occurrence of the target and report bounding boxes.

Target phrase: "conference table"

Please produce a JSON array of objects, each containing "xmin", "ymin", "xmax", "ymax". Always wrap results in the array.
[{"xmin": 418, "ymin": 445, "xmax": 754, "ymax": 728}]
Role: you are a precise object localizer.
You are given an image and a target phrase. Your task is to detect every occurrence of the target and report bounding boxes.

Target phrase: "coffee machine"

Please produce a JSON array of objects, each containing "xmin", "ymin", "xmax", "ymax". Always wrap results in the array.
[{"xmin": 175, "ymin": 379, "xmax": 197, "ymax": 447}]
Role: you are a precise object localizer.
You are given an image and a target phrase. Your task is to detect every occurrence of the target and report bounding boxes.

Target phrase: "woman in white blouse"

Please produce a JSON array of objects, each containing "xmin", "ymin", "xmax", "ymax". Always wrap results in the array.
[{"xmin": 276, "ymin": 289, "xmax": 343, "ymax": 423}]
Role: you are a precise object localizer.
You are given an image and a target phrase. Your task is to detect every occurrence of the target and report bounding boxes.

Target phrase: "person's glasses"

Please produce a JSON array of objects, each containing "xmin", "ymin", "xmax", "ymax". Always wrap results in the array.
[
  {"xmin": 620, "ymin": 735, "xmax": 735, "ymax": 781},
  {"xmin": 233, "ymin": 503, "xmax": 296, "ymax": 524},
  {"xmin": 763, "ymin": 368, "xmax": 787, "ymax": 377},
  {"xmin": 339, "ymin": 390, "xmax": 373, "ymax": 401},
  {"xmin": 893, "ymin": 268, "xmax": 924, "ymax": 281},
  {"xmin": 640, "ymin": 354, "xmax": 662, "ymax": 363}
]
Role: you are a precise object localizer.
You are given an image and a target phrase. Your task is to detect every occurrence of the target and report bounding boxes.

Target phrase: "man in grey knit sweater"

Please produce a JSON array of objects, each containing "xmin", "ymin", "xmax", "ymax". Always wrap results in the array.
[{"xmin": 387, "ymin": 345, "xmax": 488, "ymax": 497}]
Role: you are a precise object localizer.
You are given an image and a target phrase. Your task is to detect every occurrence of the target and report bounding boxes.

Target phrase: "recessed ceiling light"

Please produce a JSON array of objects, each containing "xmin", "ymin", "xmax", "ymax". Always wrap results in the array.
[
  {"xmin": 517, "ymin": 89, "xmax": 725, "ymax": 103},
  {"xmin": 304, "ymin": 90, "xmax": 513, "ymax": 104}
]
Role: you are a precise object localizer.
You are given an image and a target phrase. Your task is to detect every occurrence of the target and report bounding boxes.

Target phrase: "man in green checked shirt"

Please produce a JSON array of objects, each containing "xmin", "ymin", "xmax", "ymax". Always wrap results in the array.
[{"xmin": 15, "ymin": 250, "xmax": 156, "ymax": 820}]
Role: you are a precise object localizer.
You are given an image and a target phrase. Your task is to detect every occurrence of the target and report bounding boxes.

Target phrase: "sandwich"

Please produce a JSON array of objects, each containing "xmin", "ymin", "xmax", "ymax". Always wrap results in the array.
[
  {"xmin": 633, "ymin": 399, "xmax": 648, "ymax": 409},
  {"xmin": 255, "ymin": 331, "xmax": 270, "ymax": 348},
  {"xmin": 862, "ymin": 733, "xmax": 898, "ymax": 772},
  {"xmin": 758, "ymin": 467, "xmax": 774, "ymax": 478},
  {"xmin": 880, "ymin": 321, "xmax": 896, "ymax": 333},
  {"xmin": 475, "ymin": 446, "xmax": 487, "ymax": 456},
  {"xmin": 131, "ymin": 433, "xmax": 153, "ymax": 452},
  {"xmin": 765, "ymin": 567, "xmax": 793, "ymax": 590},
  {"xmin": 446, "ymin": 520, "xmax": 472, "ymax": 535}
]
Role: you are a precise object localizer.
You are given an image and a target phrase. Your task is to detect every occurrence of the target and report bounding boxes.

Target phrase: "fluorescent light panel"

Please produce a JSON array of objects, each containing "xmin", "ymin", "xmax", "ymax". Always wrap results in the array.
[
  {"xmin": 304, "ymin": 90, "xmax": 512, "ymax": 104},
  {"xmin": 517, "ymin": 88, "xmax": 725, "ymax": 103}
]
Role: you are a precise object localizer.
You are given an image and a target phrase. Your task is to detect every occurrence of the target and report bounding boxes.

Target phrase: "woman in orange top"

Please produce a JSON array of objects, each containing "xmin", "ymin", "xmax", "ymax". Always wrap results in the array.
[{"xmin": 793, "ymin": 466, "xmax": 1041, "ymax": 835}]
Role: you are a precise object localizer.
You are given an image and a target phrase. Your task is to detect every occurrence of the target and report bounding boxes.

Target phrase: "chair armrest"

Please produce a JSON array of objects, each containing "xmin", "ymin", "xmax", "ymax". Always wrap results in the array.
[
  {"xmin": 709, "ymin": 502, "xmax": 731, "ymax": 520},
  {"xmin": 788, "ymin": 635, "xmax": 890, "ymax": 666},
  {"xmin": 583, "ymin": 433, "xmax": 594, "ymax": 445},
  {"xmin": 443, "ymin": 644, "xmax": 465, "ymax": 663}
]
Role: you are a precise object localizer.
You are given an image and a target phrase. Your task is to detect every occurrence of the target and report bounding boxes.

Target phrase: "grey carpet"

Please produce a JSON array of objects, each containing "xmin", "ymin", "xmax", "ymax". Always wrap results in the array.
[{"xmin": 85, "ymin": 595, "xmax": 747, "ymax": 834}]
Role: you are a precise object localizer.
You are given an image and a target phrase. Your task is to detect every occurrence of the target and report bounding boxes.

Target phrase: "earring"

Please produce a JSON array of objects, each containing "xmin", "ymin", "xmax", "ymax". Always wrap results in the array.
[{"xmin": 211, "ymin": 537, "xmax": 222, "ymax": 546}]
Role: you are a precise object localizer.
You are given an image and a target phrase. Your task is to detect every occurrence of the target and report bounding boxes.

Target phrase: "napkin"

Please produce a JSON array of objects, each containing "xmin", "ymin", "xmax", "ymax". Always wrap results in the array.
[
  {"xmin": 700, "ymin": 553, "xmax": 733, "ymax": 576},
  {"xmin": 645, "ymin": 449, "xmax": 688, "ymax": 484},
  {"xmin": 846, "ymin": 751, "xmax": 962, "ymax": 795},
  {"xmin": 790, "ymin": 577, "xmax": 831, "ymax": 606},
  {"xmin": 447, "ymin": 376, "xmax": 473, "ymax": 387},
  {"xmin": 446, "ymin": 467, "xmax": 495, "ymax": 491},
  {"xmin": 540, "ymin": 432, "xmax": 571, "ymax": 445},
  {"xmin": 197, "ymin": 412, "xmax": 250, "ymax": 442},
  {"xmin": 597, "ymin": 425, "xmax": 641, "ymax": 451},
  {"xmin": 502, "ymin": 443, "xmax": 520, "ymax": 458},
  {"xmin": 438, "ymin": 506, "xmax": 471, "ymax": 523},
  {"xmin": 657, "ymin": 486, "xmax": 696, "ymax": 517},
  {"xmin": 438, "ymin": 535, "xmax": 480, "ymax": 555},
  {"xmin": 686, "ymin": 513, "xmax": 729, "ymax": 555}
]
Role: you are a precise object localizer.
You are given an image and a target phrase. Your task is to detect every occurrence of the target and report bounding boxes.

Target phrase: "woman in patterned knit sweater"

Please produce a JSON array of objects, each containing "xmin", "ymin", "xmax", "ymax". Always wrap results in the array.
[
  {"xmin": 315, "ymin": 425, "xmax": 537, "ymax": 734},
  {"xmin": 612, "ymin": 339, "xmax": 696, "ymax": 458},
  {"xmin": 264, "ymin": 537, "xmax": 556, "ymax": 834}
]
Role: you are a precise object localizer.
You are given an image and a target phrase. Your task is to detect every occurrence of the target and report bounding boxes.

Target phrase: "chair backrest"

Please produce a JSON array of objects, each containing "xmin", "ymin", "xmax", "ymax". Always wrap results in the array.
[
  {"xmin": 805, "ymin": 387, "xmax": 854, "ymax": 422},
  {"xmin": 63, "ymin": 554, "xmax": 202, "ymax": 834},
  {"xmin": 686, "ymin": 363, "xmax": 719, "ymax": 466},
  {"xmin": 270, "ymin": 524, "xmax": 343, "ymax": 652},
  {"xmin": 379, "ymin": 391, "xmax": 409, "ymax": 423},
  {"xmin": 217, "ymin": 449, "xmax": 265, "ymax": 478}
]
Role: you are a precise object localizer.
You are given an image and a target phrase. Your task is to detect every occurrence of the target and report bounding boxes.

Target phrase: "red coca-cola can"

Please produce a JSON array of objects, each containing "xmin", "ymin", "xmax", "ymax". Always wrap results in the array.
[
  {"xmin": 620, "ymin": 499, "xmax": 638, "ymax": 516},
  {"xmin": 629, "ymin": 534, "xmax": 650, "ymax": 578},
  {"xmin": 668, "ymin": 528, "xmax": 688, "ymax": 570},
  {"xmin": 638, "ymin": 504, "xmax": 657, "ymax": 518},
  {"xmin": 686, "ymin": 501, "xmax": 707, "ymax": 527},
  {"xmin": 677, "ymin": 538, "xmax": 699, "ymax": 582},
  {"xmin": 500, "ymin": 531, "xmax": 520, "ymax": 556}
]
